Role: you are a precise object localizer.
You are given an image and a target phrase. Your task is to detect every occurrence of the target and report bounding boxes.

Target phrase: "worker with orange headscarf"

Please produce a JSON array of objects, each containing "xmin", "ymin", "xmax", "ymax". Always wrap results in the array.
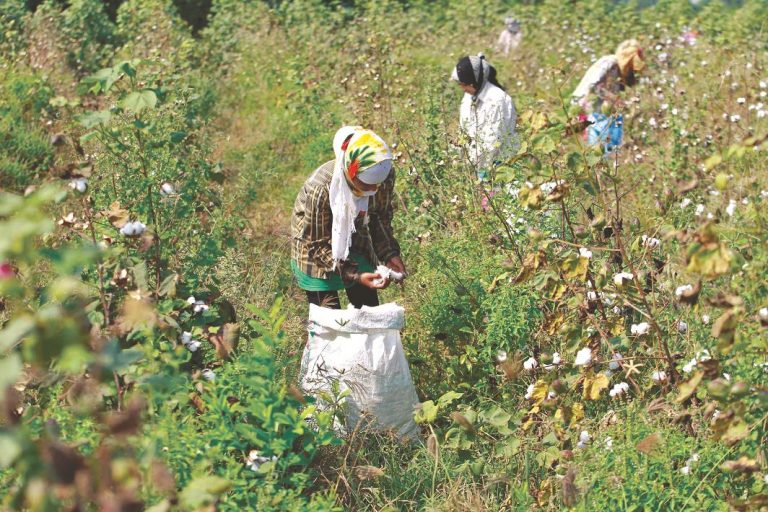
[{"xmin": 571, "ymin": 39, "xmax": 645, "ymax": 152}]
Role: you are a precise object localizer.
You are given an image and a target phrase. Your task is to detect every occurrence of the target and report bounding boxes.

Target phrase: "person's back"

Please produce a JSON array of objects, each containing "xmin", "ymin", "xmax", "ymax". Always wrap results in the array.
[
  {"xmin": 571, "ymin": 55, "xmax": 620, "ymax": 114},
  {"xmin": 460, "ymin": 81, "xmax": 518, "ymax": 169}
]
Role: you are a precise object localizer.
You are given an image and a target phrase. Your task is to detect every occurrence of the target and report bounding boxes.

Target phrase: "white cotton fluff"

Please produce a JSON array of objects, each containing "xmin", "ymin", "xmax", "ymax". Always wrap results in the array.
[
  {"xmin": 187, "ymin": 340, "xmax": 201, "ymax": 352},
  {"xmin": 586, "ymin": 291, "xmax": 598, "ymax": 301},
  {"xmin": 579, "ymin": 247, "xmax": 593, "ymax": 259},
  {"xmin": 702, "ymin": 314, "xmax": 710, "ymax": 324},
  {"xmin": 247, "ymin": 450, "xmax": 277, "ymax": 472},
  {"xmin": 609, "ymin": 353, "xmax": 622, "ymax": 371},
  {"xmin": 726, "ymin": 200, "xmax": 737, "ymax": 217},
  {"xmin": 202, "ymin": 369, "xmax": 216, "ymax": 381},
  {"xmin": 181, "ymin": 331, "xmax": 193, "ymax": 345},
  {"xmin": 631, "ymin": 322, "xmax": 650, "ymax": 335},
  {"xmin": 677, "ymin": 321, "xmax": 688, "ymax": 334},
  {"xmin": 69, "ymin": 178, "xmax": 88, "ymax": 193},
  {"xmin": 524, "ymin": 383, "xmax": 534, "ymax": 400},
  {"xmin": 758, "ymin": 307, "xmax": 768, "ymax": 320},
  {"xmin": 496, "ymin": 350, "xmax": 508, "ymax": 363},
  {"xmin": 613, "ymin": 272, "xmax": 634, "ymax": 286},
  {"xmin": 579, "ymin": 430, "xmax": 591, "ymax": 443},
  {"xmin": 675, "ymin": 284, "xmax": 693, "ymax": 297},
  {"xmin": 609, "ymin": 382, "xmax": 630, "ymax": 398},
  {"xmin": 120, "ymin": 221, "xmax": 146, "ymax": 237},
  {"xmin": 641, "ymin": 235, "xmax": 661, "ymax": 249},
  {"xmin": 651, "ymin": 370, "xmax": 668, "ymax": 383},
  {"xmin": 373, "ymin": 265, "xmax": 406, "ymax": 286},
  {"xmin": 574, "ymin": 348, "xmax": 592, "ymax": 366},
  {"xmin": 187, "ymin": 296, "xmax": 197, "ymax": 304},
  {"xmin": 160, "ymin": 182, "xmax": 175, "ymax": 195},
  {"xmin": 604, "ymin": 437, "xmax": 613, "ymax": 450},
  {"xmin": 523, "ymin": 357, "xmax": 538, "ymax": 371},
  {"xmin": 680, "ymin": 198, "xmax": 692, "ymax": 209}
]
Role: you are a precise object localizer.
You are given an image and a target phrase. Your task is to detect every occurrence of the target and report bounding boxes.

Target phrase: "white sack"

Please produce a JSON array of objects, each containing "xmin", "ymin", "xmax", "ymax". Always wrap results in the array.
[{"xmin": 299, "ymin": 302, "xmax": 420, "ymax": 439}]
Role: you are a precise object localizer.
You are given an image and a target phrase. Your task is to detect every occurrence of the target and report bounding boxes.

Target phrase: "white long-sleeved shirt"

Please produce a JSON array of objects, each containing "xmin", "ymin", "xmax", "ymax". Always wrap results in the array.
[
  {"xmin": 460, "ymin": 82, "xmax": 517, "ymax": 169},
  {"xmin": 571, "ymin": 55, "xmax": 621, "ymax": 114}
]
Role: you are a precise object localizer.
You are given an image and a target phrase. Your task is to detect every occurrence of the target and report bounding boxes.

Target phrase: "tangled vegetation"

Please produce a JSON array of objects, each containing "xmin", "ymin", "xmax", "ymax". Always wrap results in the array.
[{"xmin": 1, "ymin": 0, "xmax": 767, "ymax": 510}]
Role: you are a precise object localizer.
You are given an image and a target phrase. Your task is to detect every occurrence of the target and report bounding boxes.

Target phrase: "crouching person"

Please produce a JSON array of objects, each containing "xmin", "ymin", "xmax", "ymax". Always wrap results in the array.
[{"xmin": 291, "ymin": 126, "xmax": 406, "ymax": 310}]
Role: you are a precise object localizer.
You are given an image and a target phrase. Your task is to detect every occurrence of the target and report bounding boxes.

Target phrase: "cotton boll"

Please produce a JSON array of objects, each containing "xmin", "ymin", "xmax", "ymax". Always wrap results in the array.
[
  {"xmin": 574, "ymin": 347, "xmax": 592, "ymax": 366},
  {"xmin": 160, "ymin": 182, "xmax": 175, "ymax": 195},
  {"xmin": 496, "ymin": 350, "xmax": 508, "ymax": 363},
  {"xmin": 680, "ymin": 465, "xmax": 690, "ymax": 475},
  {"xmin": 181, "ymin": 331, "xmax": 192, "ymax": 345},
  {"xmin": 677, "ymin": 321, "xmax": 688, "ymax": 334},
  {"xmin": 120, "ymin": 222, "xmax": 136, "ymax": 236},
  {"xmin": 193, "ymin": 302, "xmax": 209, "ymax": 314},
  {"xmin": 613, "ymin": 272, "xmax": 634, "ymax": 286},
  {"xmin": 579, "ymin": 430, "xmax": 591, "ymax": 444},
  {"xmin": 652, "ymin": 370, "xmax": 668, "ymax": 383},
  {"xmin": 604, "ymin": 437, "xmax": 613, "ymax": 450},
  {"xmin": 524, "ymin": 383, "xmax": 534, "ymax": 400},
  {"xmin": 133, "ymin": 221, "xmax": 146, "ymax": 235},
  {"xmin": 609, "ymin": 353, "xmax": 622, "ymax": 371},
  {"xmin": 759, "ymin": 307, "xmax": 768, "ymax": 320},
  {"xmin": 547, "ymin": 390, "xmax": 557, "ymax": 399},
  {"xmin": 202, "ymin": 369, "xmax": 216, "ymax": 381},
  {"xmin": 579, "ymin": 247, "xmax": 592, "ymax": 259},
  {"xmin": 69, "ymin": 178, "xmax": 88, "ymax": 193},
  {"xmin": 695, "ymin": 204, "xmax": 705, "ymax": 216},
  {"xmin": 641, "ymin": 235, "xmax": 661, "ymax": 248},
  {"xmin": 631, "ymin": 322, "xmax": 650, "ymax": 335},
  {"xmin": 187, "ymin": 296, "xmax": 197, "ymax": 304},
  {"xmin": 702, "ymin": 314, "xmax": 710, "ymax": 324},
  {"xmin": 680, "ymin": 198, "xmax": 692, "ymax": 208},
  {"xmin": 523, "ymin": 357, "xmax": 538, "ymax": 371},
  {"xmin": 586, "ymin": 291, "xmax": 598, "ymax": 301},
  {"xmin": 187, "ymin": 340, "xmax": 201, "ymax": 352},
  {"xmin": 726, "ymin": 200, "xmax": 737, "ymax": 217},
  {"xmin": 675, "ymin": 284, "xmax": 693, "ymax": 297}
]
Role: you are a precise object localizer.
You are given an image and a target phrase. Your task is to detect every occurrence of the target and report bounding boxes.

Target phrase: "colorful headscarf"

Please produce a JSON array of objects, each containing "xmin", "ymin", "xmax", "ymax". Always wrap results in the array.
[
  {"xmin": 329, "ymin": 126, "xmax": 393, "ymax": 267},
  {"xmin": 615, "ymin": 39, "xmax": 645, "ymax": 76}
]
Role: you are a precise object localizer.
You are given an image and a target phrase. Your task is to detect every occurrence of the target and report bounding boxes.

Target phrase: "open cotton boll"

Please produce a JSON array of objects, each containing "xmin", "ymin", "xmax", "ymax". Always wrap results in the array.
[
  {"xmin": 496, "ymin": 350, "xmax": 508, "ymax": 363},
  {"xmin": 677, "ymin": 321, "xmax": 688, "ymax": 334},
  {"xmin": 202, "ymin": 369, "xmax": 216, "ymax": 381},
  {"xmin": 187, "ymin": 340, "xmax": 201, "ymax": 352},
  {"xmin": 652, "ymin": 370, "xmax": 668, "ymax": 383},
  {"xmin": 523, "ymin": 357, "xmax": 538, "ymax": 371},
  {"xmin": 726, "ymin": 199, "xmax": 737, "ymax": 217},
  {"xmin": 181, "ymin": 331, "xmax": 193, "ymax": 345},
  {"xmin": 702, "ymin": 314, "xmax": 710, "ymax": 324},
  {"xmin": 604, "ymin": 437, "xmax": 613, "ymax": 450},
  {"xmin": 675, "ymin": 284, "xmax": 693, "ymax": 297},
  {"xmin": 579, "ymin": 430, "xmax": 591, "ymax": 444},
  {"xmin": 613, "ymin": 272, "xmax": 634, "ymax": 286},
  {"xmin": 120, "ymin": 222, "xmax": 137, "ymax": 236},
  {"xmin": 187, "ymin": 296, "xmax": 197, "ymax": 304},
  {"xmin": 759, "ymin": 307, "xmax": 768, "ymax": 320},
  {"xmin": 69, "ymin": 178, "xmax": 88, "ymax": 193},
  {"xmin": 630, "ymin": 322, "xmax": 650, "ymax": 335},
  {"xmin": 641, "ymin": 235, "xmax": 660, "ymax": 248},
  {"xmin": 160, "ymin": 182, "xmax": 175, "ymax": 195},
  {"xmin": 574, "ymin": 347, "xmax": 592, "ymax": 366},
  {"xmin": 609, "ymin": 353, "xmax": 622, "ymax": 370},
  {"xmin": 193, "ymin": 301, "xmax": 209, "ymax": 314},
  {"xmin": 524, "ymin": 384, "xmax": 534, "ymax": 400},
  {"xmin": 373, "ymin": 265, "xmax": 406, "ymax": 286},
  {"xmin": 579, "ymin": 247, "xmax": 592, "ymax": 259}
]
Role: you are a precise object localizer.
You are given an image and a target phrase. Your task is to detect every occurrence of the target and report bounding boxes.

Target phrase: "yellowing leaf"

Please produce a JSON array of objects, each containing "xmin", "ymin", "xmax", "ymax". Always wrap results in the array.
[
  {"xmin": 582, "ymin": 372, "xmax": 610, "ymax": 400},
  {"xmin": 531, "ymin": 379, "xmax": 549, "ymax": 405}
]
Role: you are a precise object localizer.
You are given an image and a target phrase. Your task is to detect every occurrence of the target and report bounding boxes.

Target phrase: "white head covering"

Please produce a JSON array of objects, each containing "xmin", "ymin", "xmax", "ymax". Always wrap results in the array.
[{"xmin": 328, "ymin": 126, "xmax": 392, "ymax": 268}]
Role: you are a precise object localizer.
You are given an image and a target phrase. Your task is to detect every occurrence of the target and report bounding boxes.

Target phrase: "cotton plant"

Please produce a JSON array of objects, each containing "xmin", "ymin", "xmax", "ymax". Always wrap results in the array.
[
  {"xmin": 120, "ymin": 220, "xmax": 147, "ymax": 237},
  {"xmin": 187, "ymin": 295, "xmax": 209, "ymax": 314},
  {"xmin": 180, "ymin": 331, "xmax": 201, "ymax": 352}
]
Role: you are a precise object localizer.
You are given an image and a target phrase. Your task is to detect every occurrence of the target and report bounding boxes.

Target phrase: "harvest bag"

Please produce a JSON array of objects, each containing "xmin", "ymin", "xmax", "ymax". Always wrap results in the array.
[
  {"xmin": 299, "ymin": 303, "xmax": 420, "ymax": 439},
  {"xmin": 588, "ymin": 113, "xmax": 623, "ymax": 152}
]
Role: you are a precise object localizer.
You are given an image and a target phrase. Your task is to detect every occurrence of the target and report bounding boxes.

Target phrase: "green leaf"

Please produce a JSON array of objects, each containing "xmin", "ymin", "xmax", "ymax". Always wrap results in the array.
[
  {"xmin": 120, "ymin": 89, "xmax": 158, "ymax": 114},
  {"xmin": 0, "ymin": 431, "xmax": 22, "ymax": 469},
  {"xmin": 180, "ymin": 476, "xmax": 232, "ymax": 508},
  {"xmin": 0, "ymin": 353, "xmax": 22, "ymax": 391},
  {"xmin": 170, "ymin": 131, "xmax": 187, "ymax": 144},
  {"xmin": 437, "ymin": 391, "xmax": 463, "ymax": 409},
  {"xmin": 676, "ymin": 371, "xmax": 703, "ymax": 403},
  {"xmin": 77, "ymin": 110, "xmax": 112, "ymax": 129},
  {"xmin": 414, "ymin": 400, "xmax": 438, "ymax": 424},
  {"xmin": 0, "ymin": 316, "xmax": 35, "ymax": 353}
]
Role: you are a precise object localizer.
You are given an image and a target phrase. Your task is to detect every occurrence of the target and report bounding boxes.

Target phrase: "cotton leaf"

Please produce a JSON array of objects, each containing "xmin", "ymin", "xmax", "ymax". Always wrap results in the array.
[
  {"xmin": 636, "ymin": 432, "xmax": 663, "ymax": 454},
  {"xmin": 582, "ymin": 372, "xmax": 610, "ymax": 400},
  {"xmin": 120, "ymin": 89, "xmax": 158, "ymax": 114},
  {"xmin": 676, "ymin": 371, "xmax": 704, "ymax": 403}
]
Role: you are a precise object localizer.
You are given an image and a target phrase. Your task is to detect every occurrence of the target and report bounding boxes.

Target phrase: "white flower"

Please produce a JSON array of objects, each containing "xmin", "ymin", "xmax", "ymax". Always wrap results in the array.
[
  {"xmin": 609, "ymin": 352, "xmax": 622, "ymax": 371},
  {"xmin": 579, "ymin": 247, "xmax": 593, "ymax": 259},
  {"xmin": 160, "ymin": 182, "xmax": 175, "ymax": 195},
  {"xmin": 651, "ymin": 370, "xmax": 668, "ymax": 383},
  {"xmin": 675, "ymin": 284, "xmax": 693, "ymax": 297},
  {"xmin": 677, "ymin": 321, "xmax": 688, "ymax": 334},
  {"xmin": 631, "ymin": 322, "xmax": 650, "ymax": 335},
  {"xmin": 604, "ymin": 437, "xmax": 613, "ymax": 450},
  {"xmin": 680, "ymin": 198, "xmax": 692, "ymax": 209},
  {"xmin": 613, "ymin": 272, "xmax": 634, "ymax": 286},
  {"xmin": 187, "ymin": 340, "xmax": 201, "ymax": 352},
  {"xmin": 574, "ymin": 347, "xmax": 592, "ymax": 366},
  {"xmin": 726, "ymin": 199, "xmax": 737, "ymax": 217},
  {"xmin": 524, "ymin": 383, "xmax": 534, "ymax": 400},
  {"xmin": 69, "ymin": 178, "xmax": 88, "ymax": 193},
  {"xmin": 758, "ymin": 307, "xmax": 768, "ymax": 320},
  {"xmin": 737, "ymin": 97, "xmax": 746, "ymax": 104},
  {"xmin": 496, "ymin": 350, "xmax": 508, "ymax": 363},
  {"xmin": 702, "ymin": 314, "xmax": 710, "ymax": 324},
  {"xmin": 202, "ymin": 369, "xmax": 216, "ymax": 381},
  {"xmin": 523, "ymin": 357, "xmax": 538, "ymax": 371}
]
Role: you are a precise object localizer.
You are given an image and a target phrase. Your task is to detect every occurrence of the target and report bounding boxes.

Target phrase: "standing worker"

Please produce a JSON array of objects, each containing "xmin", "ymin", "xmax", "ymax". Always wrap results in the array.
[
  {"xmin": 571, "ymin": 39, "xmax": 645, "ymax": 152},
  {"xmin": 451, "ymin": 53, "xmax": 518, "ymax": 180},
  {"xmin": 495, "ymin": 17, "xmax": 522, "ymax": 56},
  {"xmin": 291, "ymin": 126, "xmax": 406, "ymax": 310}
]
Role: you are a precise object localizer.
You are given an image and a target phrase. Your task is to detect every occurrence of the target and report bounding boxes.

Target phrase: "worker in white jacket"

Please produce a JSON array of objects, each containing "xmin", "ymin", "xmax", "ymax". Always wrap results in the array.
[{"xmin": 451, "ymin": 53, "xmax": 517, "ymax": 179}]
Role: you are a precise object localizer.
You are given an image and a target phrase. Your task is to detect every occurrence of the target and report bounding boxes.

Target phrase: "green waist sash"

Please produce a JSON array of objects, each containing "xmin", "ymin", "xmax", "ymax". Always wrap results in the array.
[{"xmin": 291, "ymin": 253, "xmax": 374, "ymax": 292}]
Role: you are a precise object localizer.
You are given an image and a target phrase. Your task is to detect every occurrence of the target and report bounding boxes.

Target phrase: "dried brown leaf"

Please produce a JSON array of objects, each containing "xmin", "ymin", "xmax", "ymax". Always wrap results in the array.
[
  {"xmin": 636, "ymin": 432, "xmax": 663, "ymax": 455},
  {"xmin": 354, "ymin": 466, "xmax": 385, "ymax": 480}
]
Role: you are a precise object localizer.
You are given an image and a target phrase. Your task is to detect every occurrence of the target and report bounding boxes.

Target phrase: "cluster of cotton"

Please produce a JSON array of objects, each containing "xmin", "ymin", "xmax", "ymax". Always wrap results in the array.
[
  {"xmin": 609, "ymin": 382, "xmax": 630, "ymax": 398},
  {"xmin": 181, "ymin": 331, "xmax": 201, "ymax": 352}
]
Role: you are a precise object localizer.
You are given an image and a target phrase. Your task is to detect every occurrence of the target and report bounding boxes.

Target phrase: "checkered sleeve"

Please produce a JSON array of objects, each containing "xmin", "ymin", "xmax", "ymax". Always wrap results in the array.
[{"xmin": 368, "ymin": 170, "xmax": 401, "ymax": 264}]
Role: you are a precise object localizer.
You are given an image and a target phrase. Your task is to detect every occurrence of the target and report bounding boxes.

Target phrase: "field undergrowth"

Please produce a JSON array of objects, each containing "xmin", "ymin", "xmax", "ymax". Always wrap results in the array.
[{"xmin": 1, "ymin": 0, "xmax": 767, "ymax": 510}]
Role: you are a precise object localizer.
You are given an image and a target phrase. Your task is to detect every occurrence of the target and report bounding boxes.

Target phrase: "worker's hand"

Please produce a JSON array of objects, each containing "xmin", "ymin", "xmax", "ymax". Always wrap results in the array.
[
  {"xmin": 387, "ymin": 256, "xmax": 406, "ymax": 275},
  {"xmin": 359, "ymin": 272, "xmax": 389, "ymax": 290}
]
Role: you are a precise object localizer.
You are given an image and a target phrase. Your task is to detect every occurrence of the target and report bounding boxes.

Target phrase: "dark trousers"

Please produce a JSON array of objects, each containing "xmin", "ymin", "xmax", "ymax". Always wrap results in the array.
[{"xmin": 306, "ymin": 283, "xmax": 379, "ymax": 309}]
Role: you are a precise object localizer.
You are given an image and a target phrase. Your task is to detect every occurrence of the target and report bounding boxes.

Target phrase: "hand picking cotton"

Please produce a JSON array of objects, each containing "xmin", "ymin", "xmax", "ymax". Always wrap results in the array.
[
  {"xmin": 373, "ymin": 265, "xmax": 405, "ymax": 286},
  {"xmin": 299, "ymin": 303, "xmax": 420, "ymax": 440}
]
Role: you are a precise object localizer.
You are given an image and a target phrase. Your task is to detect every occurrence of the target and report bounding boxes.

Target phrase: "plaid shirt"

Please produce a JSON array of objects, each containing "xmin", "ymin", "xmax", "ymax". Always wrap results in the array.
[{"xmin": 291, "ymin": 160, "xmax": 401, "ymax": 281}]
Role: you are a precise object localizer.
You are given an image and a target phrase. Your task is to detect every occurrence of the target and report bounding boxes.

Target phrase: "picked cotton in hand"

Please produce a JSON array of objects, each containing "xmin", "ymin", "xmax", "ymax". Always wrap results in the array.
[{"xmin": 373, "ymin": 265, "xmax": 406, "ymax": 286}]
